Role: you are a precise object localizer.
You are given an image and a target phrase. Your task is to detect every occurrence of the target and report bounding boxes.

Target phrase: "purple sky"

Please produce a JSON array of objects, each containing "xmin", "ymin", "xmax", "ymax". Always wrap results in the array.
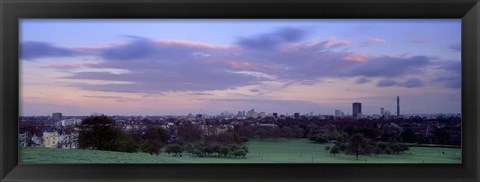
[{"xmin": 20, "ymin": 19, "xmax": 461, "ymax": 116}]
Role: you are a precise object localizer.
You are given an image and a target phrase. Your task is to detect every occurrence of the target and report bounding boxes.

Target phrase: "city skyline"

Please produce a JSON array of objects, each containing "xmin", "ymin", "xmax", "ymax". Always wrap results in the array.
[{"xmin": 20, "ymin": 19, "xmax": 461, "ymax": 116}]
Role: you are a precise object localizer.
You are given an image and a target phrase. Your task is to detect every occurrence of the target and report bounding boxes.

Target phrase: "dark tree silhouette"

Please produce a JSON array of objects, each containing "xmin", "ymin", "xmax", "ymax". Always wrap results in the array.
[
  {"xmin": 346, "ymin": 133, "xmax": 372, "ymax": 160},
  {"xmin": 165, "ymin": 144, "xmax": 184, "ymax": 156},
  {"xmin": 330, "ymin": 146, "xmax": 340, "ymax": 157},
  {"xmin": 142, "ymin": 126, "xmax": 169, "ymax": 155},
  {"xmin": 176, "ymin": 122, "xmax": 202, "ymax": 144},
  {"xmin": 400, "ymin": 128, "xmax": 417, "ymax": 143},
  {"xmin": 78, "ymin": 115, "xmax": 122, "ymax": 151}
]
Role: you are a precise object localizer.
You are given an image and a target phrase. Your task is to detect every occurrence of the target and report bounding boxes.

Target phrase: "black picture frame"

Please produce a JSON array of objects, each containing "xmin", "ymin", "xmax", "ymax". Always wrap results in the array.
[{"xmin": 1, "ymin": 0, "xmax": 479, "ymax": 181}]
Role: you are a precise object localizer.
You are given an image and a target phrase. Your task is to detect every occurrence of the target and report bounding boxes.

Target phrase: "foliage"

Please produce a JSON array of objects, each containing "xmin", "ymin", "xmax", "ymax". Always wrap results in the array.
[
  {"xmin": 141, "ymin": 127, "xmax": 169, "ymax": 155},
  {"xmin": 400, "ymin": 128, "xmax": 417, "ymax": 143},
  {"xmin": 165, "ymin": 144, "xmax": 184, "ymax": 156},
  {"xmin": 329, "ymin": 146, "xmax": 340, "ymax": 156},
  {"xmin": 346, "ymin": 133, "xmax": 372, "ymax": 160},
  {"xmin": 78, "ymin": 115, "xmax": 123, "ymax": 151},
  {"xmin": 176, "ymin": 122, "xmax": 202, "ymax": 145}
]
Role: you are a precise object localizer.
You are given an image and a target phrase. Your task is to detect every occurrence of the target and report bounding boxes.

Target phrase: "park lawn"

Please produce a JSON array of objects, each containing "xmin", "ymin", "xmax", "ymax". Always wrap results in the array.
[{"xmin": 19, "ymin": 138, "xmax": 461, "ymax": 164}]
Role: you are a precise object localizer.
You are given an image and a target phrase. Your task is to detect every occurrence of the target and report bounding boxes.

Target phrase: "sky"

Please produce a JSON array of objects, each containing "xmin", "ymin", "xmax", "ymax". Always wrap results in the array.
[{"xmin": 19, "ymin": 19, "xmax": 461, "ymax": 116}]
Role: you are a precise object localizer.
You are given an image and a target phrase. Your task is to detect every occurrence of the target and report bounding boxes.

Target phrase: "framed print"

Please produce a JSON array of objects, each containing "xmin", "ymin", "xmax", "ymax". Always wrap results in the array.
[{"xmin": 1, "ymin": 0, "xmax": 479, "ymax": 181}]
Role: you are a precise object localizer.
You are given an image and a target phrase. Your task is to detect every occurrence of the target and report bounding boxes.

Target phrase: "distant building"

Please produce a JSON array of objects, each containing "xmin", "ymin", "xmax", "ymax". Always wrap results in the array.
[
  {"xmin": 381, "ymin": 107, "xmax": 385, "ymax": 115},
  {"xmin": 31, "ymin": 134, "xmax": 42, "ymax": 147},
  {"xmin": 60, "ymin": 118, "xmax": 82, "ymax": 126},
  {"xmin": 258, "ymin": 112, "xmax": 266, "ymax": 118},
  {"xmin": 59, "ymin": 132, "xmax": 79, "ymax": 149},
  {"xmin": 52, "ymin": 112, "xmax": 62, "ymax": 121},
  {"xmin": 246, "ymin": 109, "xmax": 258, "ymax": 119},
  {"xmin": 19, "ymin": 132, "xmax": 27, "ymax": 147},
  {"xmin": 335, "ymin": 110, "xmax": 344, "ymax": 117},
  {"xmin": 352, "ymin": 102, "xmax": 362, "ymax": 119},
  {"xmin": 43, "ymin": 131, "xmax": 59, "ymax": 148},
  {"xmin": 272, "ymin": 113, "xmax": 278, "ymax": 118},
  {"xmin": 293, "ymin": 113, "xmax": 300, "ymax": 119}
]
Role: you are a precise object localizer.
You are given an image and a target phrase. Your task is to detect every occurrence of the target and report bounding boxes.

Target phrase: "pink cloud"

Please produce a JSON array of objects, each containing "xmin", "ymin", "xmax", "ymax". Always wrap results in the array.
[
  {"xmin": 343, "ymin": 54, "xmax": 368, "ymax": 62},
  {"xmin": 411, "ymin": 38, "xmax": 430, "ymax": 44},
  {"xmin": 225, "ymin": 60, "xmax": 257, "ymax": 71},
  {"xmin": 154, "ymin": 40, "xmax": 234, "ymax": 49},
  {"xmin": 40, "ymin": 64, "xmax": 82, "ymax": 70},
  {"xmin": 322, "ymin": 36, "xmax": 352, "ymax": 49},
  {"xmin": 366, "ymin": 37, "xmax": 386, "ymax": 43}
]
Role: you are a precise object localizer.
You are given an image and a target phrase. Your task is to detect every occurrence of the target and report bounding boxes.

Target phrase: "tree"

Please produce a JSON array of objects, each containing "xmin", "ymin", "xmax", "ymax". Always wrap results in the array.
[
  {"xmin": 141, "ymin": 127, "xmax": 169, "ymax": 155},
  {"xmin": 165, "ymin": 144, "xmax": 184, "ymax": 156},
  {"xmin": 219, "ymin": 146, "xmax": 230, "ymax": 157},
  {"xmin": 78, "ymin": 115, "xmax": 122, "ymax": 151},
  {"xmin": 433, "ymin": 128, "xmax": 451, "ymax": 144},
  {"xmin": 400, "ymin": 128, "xmax": 417, "ymax": 143},
  {"xmin": 346, "ymin": 133, "xmax": 372, "ymax": 160},
  {"xmin": 281, "ymin": 126, "xmax": 295, "ymax": 138},
  {"xmin": 113, "ymin": 133, "xmax": 141, "ymax": 153},
  {"xmin": 384, "ymin": 148, "xmax": 393, "ymax": 155},
  {"xmin": 330, "ymin": 146, "xmax": 340, "ymax": 157},
  {"xmin": 338, "ymin": 143, "xmax": 347, "ymax": 152},
  {"xmin": 373, "ymin": 147, "xmax": 382, "ymax": 157},
  {"xmin": 293, "ymin": 126, "xmax": 305, "ymax": 138},
  {"xmin": 255, "ymin": 127, "xmax": 268, "ymax": 140},
  {"xmin": 176, "ymin": 122, "xmax": 202, "ymax": 145}
]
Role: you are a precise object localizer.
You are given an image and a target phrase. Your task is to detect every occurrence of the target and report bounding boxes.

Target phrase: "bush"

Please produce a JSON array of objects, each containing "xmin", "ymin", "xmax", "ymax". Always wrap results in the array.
[
  {"xmin": 385, "ymin": 148, "xmax": 393, "ymax": 155},
  {"xmin": 165, "ymin": 144, "xmax": 184, "ymax": 156},
  {"xmin": 330, "ymin": 146, "xmax": 340, "ymax": 156}
]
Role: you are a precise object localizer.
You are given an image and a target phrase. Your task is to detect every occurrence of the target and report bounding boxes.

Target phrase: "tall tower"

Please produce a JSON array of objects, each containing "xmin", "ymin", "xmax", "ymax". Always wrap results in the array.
[{"xmin": 396, "ymin": 96, "xmax": 400, "ymax": 116}]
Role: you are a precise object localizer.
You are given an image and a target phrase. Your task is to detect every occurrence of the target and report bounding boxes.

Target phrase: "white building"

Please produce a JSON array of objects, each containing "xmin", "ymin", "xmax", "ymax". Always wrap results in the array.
[
  {"xmin": 59, "ymin": 132, "xmax": 79, "ymax": 149},
  {"xmin": 60, "ymin": 118, "xmax": 82, "ymax": 126},
  {"xmin": 43, "ymin": 131, "xmax": 59, "ymax": 148},
  {"xmin": 19, "ymin": 132, "xmax": 28, "ymax": 147}
]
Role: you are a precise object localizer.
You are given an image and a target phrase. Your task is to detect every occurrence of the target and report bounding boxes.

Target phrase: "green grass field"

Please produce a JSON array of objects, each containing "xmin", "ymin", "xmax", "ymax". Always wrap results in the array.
[{"xmin": 20, "ymin": 138, "xmax": 461, "ymax": 164}]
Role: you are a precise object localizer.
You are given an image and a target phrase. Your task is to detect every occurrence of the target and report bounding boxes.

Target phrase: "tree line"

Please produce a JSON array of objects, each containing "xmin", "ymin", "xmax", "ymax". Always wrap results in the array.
[{"xmin": 77, "ymin": 115, "xmax": 248, "ymax": 158}]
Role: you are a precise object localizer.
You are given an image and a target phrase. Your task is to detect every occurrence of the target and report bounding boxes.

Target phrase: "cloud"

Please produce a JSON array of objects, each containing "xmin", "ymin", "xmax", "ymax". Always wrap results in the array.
[
  {"xmin": 401, "ymin": 78, "xmax": 423, "ymax": 88},
  {"xmin": 448, "ymin": 43, "xmax": 461, "ymax": 52},
  {"xmin": 237, "ymin": 27, "xmax": 308, "ymax": 50},
  {"xmin": 411, "ymin": 38, "xmax": 430, "ymax": 44},
  {"xmin": 377, "ymin": 80, "xmax": 399, "ymax": 87},
  {"xmin": 366, "ymin": 37, "xmax": 386, "ymax": 43},
  {"xmin": 361, "ymin": 37, "xmax": 386, "ymax": 47},
  {"xmin": 190, "ymin": 92, "xmax": 213, "ymax": 96},
  {"xmin": 441, "ymin": 61, "xmax": 461, "ymax": 74},
  {"xmin": 83, "ymin": 95, "xmax": 125, "ymax": 99},
  {"xmin": 21, "ymin": 41, "xmax": 79, "ymax": 60},
  {"xmin": 83, "ymin": 95, "xmax": 127, "ymax": 102},
  {"xmin": 40, "ymin": 64, "xmax": 82, "ymax": 70},
  {"xmin": 344, "ymin": 56, "xmax": 430, "ymax": 78},
  {"xmin": 343, "ymin": 53, "xmax": 367, "ymax": 62},
  {"xmin": 376, "ymin": 78, "xmax": 424, "ymax": 88},
  {"xmin": 250, "ymin": 89, "xmax": 260, "ymax": 92},
  {"xmin": 319, "ymin": 36, "xmax": 351, "ymax": 49},
  {"xmin": 355, "ymin": 78, "xmax": 370, "ymax": 84},
  {"xmin": 25, "ymin": 37, "xmax": 441, "ymax": 93},
  {"xmin": 434, "ymin": 76, "xmax": 461, "ymax": 89}
]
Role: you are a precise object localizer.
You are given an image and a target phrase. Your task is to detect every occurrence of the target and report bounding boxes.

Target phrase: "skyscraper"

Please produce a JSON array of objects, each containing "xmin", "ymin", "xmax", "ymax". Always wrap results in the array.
[
  {"xmin": 381, "ymin": 107, "xmax": 384, "ymax": 115},
  {"xmin": 396, "ymin": 96, "xmax": 400, "ymax": 116},
  {"xmin": 352, "ymin": 103, "xmax": 362, "ymax": 119}
]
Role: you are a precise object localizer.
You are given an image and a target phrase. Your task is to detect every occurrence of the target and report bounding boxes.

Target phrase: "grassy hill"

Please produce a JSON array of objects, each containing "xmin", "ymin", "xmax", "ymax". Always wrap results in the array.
[{"xmin": 20, "ymin": 138, "xmax": 461, "ymax": 164}]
